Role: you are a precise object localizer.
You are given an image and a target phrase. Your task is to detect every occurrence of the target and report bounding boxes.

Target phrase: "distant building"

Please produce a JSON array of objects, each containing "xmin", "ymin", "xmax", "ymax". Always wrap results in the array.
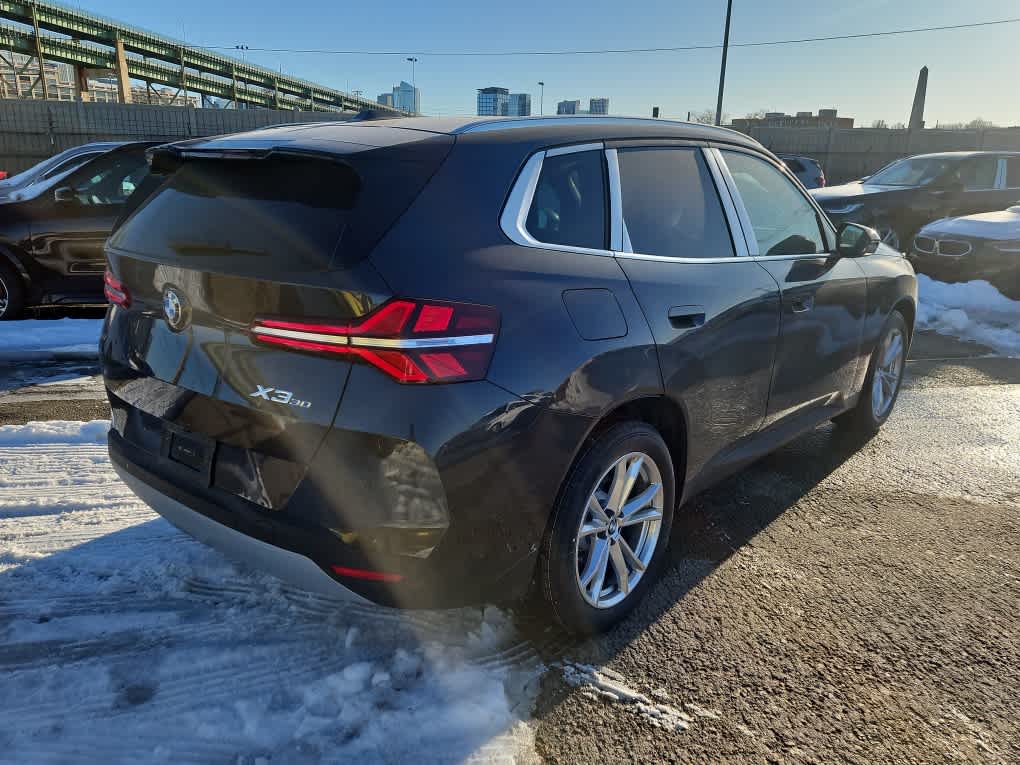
[
  {"xmin": 377, "ymin": 92, "xmax": 394, "ymax": 108},
  {"xmin": 477, "ymin": 86, "xmax": 509, "ymax": 116},
  {"xmin": 508, "ymin": 92, "xmax": 531, "ymax": 117},
  {"xmin": 731, "ymin": 108, "xmax": 854, "ymax": 131},
  {"xmin": 557, "ymin": 99, "xmax": 580, "ymax": 115},
  {"xmin": 392, "ymin": 80, "xmax": 420, "ymax": 114},
  {"xmin": 589, "ymin": 97, "xmax": 609, "ymax": 115}
]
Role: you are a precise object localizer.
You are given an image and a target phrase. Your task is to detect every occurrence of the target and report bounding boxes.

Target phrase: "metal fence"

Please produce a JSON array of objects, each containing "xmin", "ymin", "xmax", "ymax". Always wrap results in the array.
[{"xmin": 0, "ymin": 99, "xmax": 352, "ymax": 172}]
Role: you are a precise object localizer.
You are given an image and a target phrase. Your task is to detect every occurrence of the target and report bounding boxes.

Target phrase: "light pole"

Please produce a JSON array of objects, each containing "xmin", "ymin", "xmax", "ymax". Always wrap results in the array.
[
  {"xmin": 714, "ymin": 0, "xmax": 733, "ymax": 126},
  {"xmin": 234, "ymin": 45, "xmax": 250, "ymax": 109},
  {"xmin": 406, "ymin": 57, "xmax": 418, "ymax": 88},
  {"xmin": 538, "ymin": 81, "xmax": 544, "ymax": 116}
]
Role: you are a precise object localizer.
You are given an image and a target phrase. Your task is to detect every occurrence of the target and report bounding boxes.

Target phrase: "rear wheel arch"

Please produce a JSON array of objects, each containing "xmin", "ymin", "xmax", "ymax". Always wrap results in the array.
[
  {"xmin": 575, "ymin": 396, "xmax": 688, "ymax": 503},
  {"xmin": 0, "ymin": 244, "xmax": 31, "ymax": 285}
]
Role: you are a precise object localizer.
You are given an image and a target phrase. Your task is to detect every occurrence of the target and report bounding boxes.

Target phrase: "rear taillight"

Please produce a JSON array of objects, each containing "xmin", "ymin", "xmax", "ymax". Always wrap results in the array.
[
  {"xmin": 103, "ymin": 269, "xmax": 130, "ymax": 307},
  {"xmin": 817, "ymin": 173, "xmax": 826, "ymax": 187},
  {"xmin": 250, "ymin": 298, "xmax": 499, "ymax": 384}
]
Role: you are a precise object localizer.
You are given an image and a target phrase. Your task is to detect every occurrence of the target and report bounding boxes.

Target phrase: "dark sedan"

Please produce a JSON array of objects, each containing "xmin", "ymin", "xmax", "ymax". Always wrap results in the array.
[
  {"xmin": 909, "ymin": 203, "xmax": 1020, "ymax": 298},
  {"xmin": 0, "ymin": 141, "xmax": 157, "ymax": 319},
  {"xmin": 812, "ymin": 151, "xmax": 1020, "ymax": 251}
]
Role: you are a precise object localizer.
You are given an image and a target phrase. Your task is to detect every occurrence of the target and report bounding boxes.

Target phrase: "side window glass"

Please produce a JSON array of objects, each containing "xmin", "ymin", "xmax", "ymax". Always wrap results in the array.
[
  {"xmin": 721, "ymin": 151, "xmax": 825, "ymax": 256},
  {"xmin": 958, "ymin": 157, "xmax": 998, "ymax": 190},
  {"xmin": 525, "ymin": 150, "xmax": 606, "ymax": 250},
  {"xmin": 617, "ymin": 148, "xmax": 734, "ymax": 259},
  {"xmin": 1005, "ymin": 158, "xmax": 1020, "ymax": 189},
  {"xmin": 41, "ymin": 154, "xmax": 96, "ymax": 181},
  {"xmin": 70, "ymin": 152, "xmax": 149, "ymax": 206}
]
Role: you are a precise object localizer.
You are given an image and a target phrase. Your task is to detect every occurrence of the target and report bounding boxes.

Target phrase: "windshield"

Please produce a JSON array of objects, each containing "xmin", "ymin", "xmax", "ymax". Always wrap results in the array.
[{"xmin": 867, "ymin": 156, "xmax": 956, "ymax": 186}]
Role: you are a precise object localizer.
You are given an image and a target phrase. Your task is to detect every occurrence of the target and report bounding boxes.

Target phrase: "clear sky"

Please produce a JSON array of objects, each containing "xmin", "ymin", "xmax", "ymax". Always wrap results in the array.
[{"xmin": 93, "ymin": 0, "xmax": 1020, "ymax": 126}]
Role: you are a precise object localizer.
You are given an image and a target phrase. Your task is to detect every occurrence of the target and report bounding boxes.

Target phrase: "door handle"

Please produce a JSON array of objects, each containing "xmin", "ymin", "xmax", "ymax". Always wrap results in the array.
[
  {"xmin": 668, "ymin": 306, "xmax": 706, "ymax": 330},
  {"xmin": 790, "ymin": 296, "xmax": 814, "ymax": 313}
]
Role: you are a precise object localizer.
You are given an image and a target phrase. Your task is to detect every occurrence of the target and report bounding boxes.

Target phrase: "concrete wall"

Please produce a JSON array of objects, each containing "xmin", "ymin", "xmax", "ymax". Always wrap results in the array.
[
  {"xmin": 0, "ymin": 99, "xmax": 353, "ymax": 173},
  {"xmin": 744, "ymin": 126, "xmax": 1020, "ymax": 184}
]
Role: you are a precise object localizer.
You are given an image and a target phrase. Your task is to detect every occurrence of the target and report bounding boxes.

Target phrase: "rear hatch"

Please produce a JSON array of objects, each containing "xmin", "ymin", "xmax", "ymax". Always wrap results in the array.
[{"xmin": 103, "ymin": 124, "xmax": 454, "ymax": 508}]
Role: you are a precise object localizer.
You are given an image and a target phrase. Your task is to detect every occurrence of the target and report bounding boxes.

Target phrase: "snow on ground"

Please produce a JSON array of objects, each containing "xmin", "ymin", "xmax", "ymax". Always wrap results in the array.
[
  {"xmin": 0, "ymin": 318, "xmax": 103, "ymax": 357},
  {"xmin": 916, "ymin": 275, "xmax": 1020, "ymax": 357},
  {"xmin": 0, "ymin": 421, "xmax": 545, "ymax": 764}
]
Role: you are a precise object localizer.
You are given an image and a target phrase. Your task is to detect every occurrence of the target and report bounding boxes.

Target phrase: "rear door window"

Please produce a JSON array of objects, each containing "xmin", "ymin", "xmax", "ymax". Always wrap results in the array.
[
  {"xmin": 958, "ymin": 156, "xmax": 999, "ymax": 190},
  {"xmin": 1005, "ymin": 157, "xmax": 1020, "ymax": 189},
  {"xmin": 617, "ymin": 147, "xmax": 734, "ymax": 259},
  {"xmin": 525, "ymin": 150, "xmax": 607, "ymax": 250},
  {"xmin": 783, "ymin": 158, "xmax": 805, "ymax": 173},
  {"xmin": 721, "ymin": 151, "xmax": 827, "ymax": 256}
]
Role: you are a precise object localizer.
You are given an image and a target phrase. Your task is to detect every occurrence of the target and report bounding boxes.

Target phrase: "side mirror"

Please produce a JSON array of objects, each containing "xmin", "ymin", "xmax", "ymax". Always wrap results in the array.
[
  {"xmin": 836, "ymin": 222, "xmax": 881, "ymax": 258},
  {"xmin": 53, "ymin": 186, "xmax": 77, "ymax": 203}
]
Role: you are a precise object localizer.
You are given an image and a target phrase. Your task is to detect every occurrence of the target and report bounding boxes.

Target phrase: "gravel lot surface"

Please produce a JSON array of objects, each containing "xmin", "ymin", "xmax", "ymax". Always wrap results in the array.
[
  {"xmin": 2, "ymin": 329, "xmax": 1018, "ymax": 764},
  {"xmin": 532, "ymin": 335, "xmax": 1020, "ymax": 764}
]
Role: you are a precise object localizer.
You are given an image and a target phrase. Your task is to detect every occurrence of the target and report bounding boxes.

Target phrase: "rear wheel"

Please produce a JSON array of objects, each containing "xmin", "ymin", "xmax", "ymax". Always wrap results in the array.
[
  {"xmin": 0, "ymin": 261, "xmax": 26, "ymax": 320},
  {"xmin": 538, "ymin": 421, "xmax": 675, "ymax": 635},
  {"xmin": 834, "ymin": 311, "xmax": 908, "ymax": 435}
]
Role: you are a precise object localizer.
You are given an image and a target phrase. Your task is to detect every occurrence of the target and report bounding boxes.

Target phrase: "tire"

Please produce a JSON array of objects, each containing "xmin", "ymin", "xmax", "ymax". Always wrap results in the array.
[
  {"xmin": 537, "ymin": 421, "xmax": 676, "ymax": 635},
  {"xmin": 0, "ymin": 260, "xmax": 26, "ymax": 321},
  {"xmin": 834, "ymin": 310, "xmax": 909, "ymax": 436}
]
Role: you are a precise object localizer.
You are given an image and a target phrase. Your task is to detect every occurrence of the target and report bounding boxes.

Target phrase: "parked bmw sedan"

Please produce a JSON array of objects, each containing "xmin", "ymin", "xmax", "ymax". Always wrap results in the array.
[
  {"xmin": 102, "ymin": 117, "xmax": 916, "ymax": 634},
  {"xmin": 0, "ymin": 141, "xmax": 157, "ymax": 319},
  {"xmin": 909, "ymin": 202, "xmax": 1020, "ymax": 299},
  {"xmin": 812, "ymin": 151, "xmax": 1020, "ymax": 251}
]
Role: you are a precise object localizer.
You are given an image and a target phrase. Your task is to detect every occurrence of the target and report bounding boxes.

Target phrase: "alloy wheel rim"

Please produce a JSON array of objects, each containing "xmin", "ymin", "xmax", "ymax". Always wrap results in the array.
[
  {"xmin": 872, "ymin": 327, "xmax": 905, "ymax": 419},
  {"xmin": 0, "ymin": 276, "xmax": 8, "ymax": 316},
  {"xmin": 574, "ymin": 451, "xmax": 663, "ymax": 609}
]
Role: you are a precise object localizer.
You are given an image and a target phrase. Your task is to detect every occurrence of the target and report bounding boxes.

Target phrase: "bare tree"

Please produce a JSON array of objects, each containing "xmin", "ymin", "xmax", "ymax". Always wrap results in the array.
[
  {"xmin": 871, "ymin": 119, "xmax": 888, "ymax": 129},
  {"xmin": 690, "ymin": 108, "xmax": 717, "ymax": 124},
  {"xmin": 967, "ymin": 117, "xmax": 995, "ymax": 129},
  {"xmin": 744, "ymin": 109, "xmax": 769, "ymax": 120}
]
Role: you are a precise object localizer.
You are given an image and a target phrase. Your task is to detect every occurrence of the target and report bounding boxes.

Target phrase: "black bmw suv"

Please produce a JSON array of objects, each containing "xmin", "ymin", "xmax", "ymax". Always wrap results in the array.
[
  {"xmin": 812, "ymin": 151, "xmax": 1020, "ymax": 251},
  {"xmin": 102, "ymin": 117, "xmax": 917, "ymax": 633}
]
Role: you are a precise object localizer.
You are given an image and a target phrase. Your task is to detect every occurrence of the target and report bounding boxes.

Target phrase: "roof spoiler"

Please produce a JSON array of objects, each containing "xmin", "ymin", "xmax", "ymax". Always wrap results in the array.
[{"xmin": 146, "ymin": 144, "xmax": 356, "ymax": 175}]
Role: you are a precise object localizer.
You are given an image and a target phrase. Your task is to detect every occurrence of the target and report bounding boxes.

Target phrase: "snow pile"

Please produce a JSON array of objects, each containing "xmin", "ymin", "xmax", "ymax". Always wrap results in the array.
[
  {"xmin": 0, "ymin": 418, "xmax": 109, "ymax": 445},
  {"xmin": 916, "ymin": 275, "xmax": 1020, "ymax": 357},
  {"xmin": 0, "ymin": 318, "xmax": 103, "ymax": 357},
  {"xmin": 0, "ymin": 421, "xmax": 542, "ymax": 763}
]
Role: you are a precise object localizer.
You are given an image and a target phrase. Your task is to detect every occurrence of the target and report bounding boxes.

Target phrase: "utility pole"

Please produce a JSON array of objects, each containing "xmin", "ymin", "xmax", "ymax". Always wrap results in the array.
[
  {"xmin": 714, "ymin": 0, "xmax": 733, "ymax": 126},
  {"xmin": 538, "ymin": 81, "xmax": 545, "ymax": 115}
]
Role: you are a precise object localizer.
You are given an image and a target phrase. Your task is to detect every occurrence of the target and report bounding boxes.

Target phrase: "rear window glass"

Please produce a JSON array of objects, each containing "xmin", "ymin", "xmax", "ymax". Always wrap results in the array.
[
  {"xmin": 782, "ymin": 158, "xmax": 805, "ymax": 173},
  {"xmin": 109, "ymin": 141, "xmax": 452, "ymax": 272},
  {"xmin": 526, "ymin": 150, "xmax": 606, "ymax": 250},
  {"xmin": 1006, "ymin": 157, "xmax": 1020, "ymax": 188}
]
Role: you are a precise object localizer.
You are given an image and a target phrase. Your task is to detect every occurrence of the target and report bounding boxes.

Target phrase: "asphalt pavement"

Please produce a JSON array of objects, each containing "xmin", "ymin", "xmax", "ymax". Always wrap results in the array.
[{"xmin": 1, "ymin": 329, "xmax": 1018, "ymax": 763}]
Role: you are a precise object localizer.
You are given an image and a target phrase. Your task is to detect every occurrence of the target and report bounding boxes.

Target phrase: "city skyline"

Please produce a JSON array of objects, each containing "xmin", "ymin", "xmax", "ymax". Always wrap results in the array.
[{"xmin": 63, "ymin": 0, "xmax": 1020, "ymax": 125}]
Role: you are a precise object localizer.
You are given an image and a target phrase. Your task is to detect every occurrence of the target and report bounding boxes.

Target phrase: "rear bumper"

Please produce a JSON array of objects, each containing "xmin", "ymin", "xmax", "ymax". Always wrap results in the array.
[{"xmin": 113, "ymin": 459, "xmax": 369, "ymax": 603}]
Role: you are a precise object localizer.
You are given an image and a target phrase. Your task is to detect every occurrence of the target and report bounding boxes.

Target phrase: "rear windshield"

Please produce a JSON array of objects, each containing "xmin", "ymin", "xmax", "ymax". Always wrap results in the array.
[{"xmin": 108, "ymin": 140, "xmax": 452, "ymax": 272}]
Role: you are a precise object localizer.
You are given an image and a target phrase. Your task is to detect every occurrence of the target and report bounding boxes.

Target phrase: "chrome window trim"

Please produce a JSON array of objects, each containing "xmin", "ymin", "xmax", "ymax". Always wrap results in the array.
[
  {"xmin": 605, "ymin": 148, "xmax": 624, "ymax": 251},
  {"xmin": 995, "ymin": 158, "xmax": 1007, "ymax": 189},
  {"xmin": 702, "ymin": 147, "xmax": 751, "ymax": 258},
  {"xmin": 499, "ymin": 142, "xmax": 616, "ymax": 258},
  {"xmin": 713, "ymin": 146, "xmax": 839, "ymax": 259},
  {"xmin": 547, "ymin": 142, "xmax": 603, "ymax": 157},
  {"xmin": 252, "ymin": 326, "xmax": 349, "ymax": 346}
]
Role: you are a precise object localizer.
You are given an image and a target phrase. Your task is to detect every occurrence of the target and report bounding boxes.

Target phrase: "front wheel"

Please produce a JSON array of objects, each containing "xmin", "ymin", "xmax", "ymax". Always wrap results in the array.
[
  {"xmin": 537, "ymin": 421, "xmax": 675, "ymax": 635},
  {"xmin": 834, "ymin": 311, "xmax": 908, "ymax": 435}
]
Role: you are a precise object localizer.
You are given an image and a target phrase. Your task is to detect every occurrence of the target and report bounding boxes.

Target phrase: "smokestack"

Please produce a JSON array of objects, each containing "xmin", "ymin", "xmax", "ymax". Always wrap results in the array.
[{"xmin": 908, "ymin": 66, "xmax": 928, "ymax": 130}]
